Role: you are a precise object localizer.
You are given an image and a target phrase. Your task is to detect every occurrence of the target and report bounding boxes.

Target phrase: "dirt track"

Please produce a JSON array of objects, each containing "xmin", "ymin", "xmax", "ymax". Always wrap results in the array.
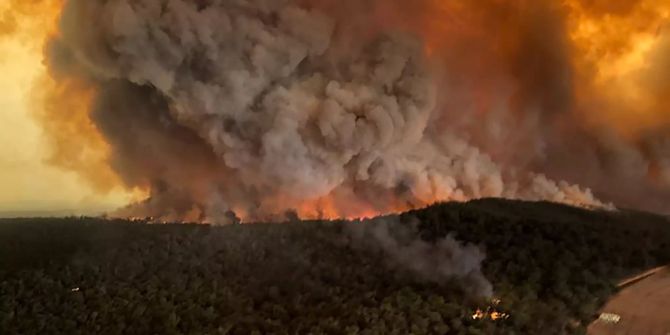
[{"xmin": 588, "ymin": 267, "xmax": 670, "ymax": 335}]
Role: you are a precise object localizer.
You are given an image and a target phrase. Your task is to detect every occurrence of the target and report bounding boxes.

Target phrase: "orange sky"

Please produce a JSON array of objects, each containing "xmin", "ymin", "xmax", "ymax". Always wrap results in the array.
[{"xmin": 0, "ymin": 1, "xmax": 136, "ymax": 215}]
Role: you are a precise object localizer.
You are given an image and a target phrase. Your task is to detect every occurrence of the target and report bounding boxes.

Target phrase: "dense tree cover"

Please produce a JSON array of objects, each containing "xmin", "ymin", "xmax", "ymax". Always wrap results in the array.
[
  {"xmin": 1, "ymin": 199, "xmax": 669, "ymax": 335},
  {"xmin": 404, "ymin": 200, "xmax": 670, "ymax": 334}
]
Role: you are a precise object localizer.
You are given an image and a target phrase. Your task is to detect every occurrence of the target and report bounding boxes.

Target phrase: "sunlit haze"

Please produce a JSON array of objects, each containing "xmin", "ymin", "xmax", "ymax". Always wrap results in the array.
[{"xmin": 0, "ymin": 1, "xmax": 138, "ymax": 216}]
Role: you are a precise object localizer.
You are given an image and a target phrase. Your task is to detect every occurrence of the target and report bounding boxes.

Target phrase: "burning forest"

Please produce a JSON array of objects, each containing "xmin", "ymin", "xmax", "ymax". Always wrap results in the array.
[{"xmin": 1, "ymin": 0, "xmax": 668, "ymax": 222}]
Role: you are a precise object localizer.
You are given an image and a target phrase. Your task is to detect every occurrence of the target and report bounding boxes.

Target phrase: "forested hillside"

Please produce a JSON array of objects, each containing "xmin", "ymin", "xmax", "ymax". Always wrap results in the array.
[{"xmin": 1, "ymin": 199, "xmax": 669, "ymax": 334}]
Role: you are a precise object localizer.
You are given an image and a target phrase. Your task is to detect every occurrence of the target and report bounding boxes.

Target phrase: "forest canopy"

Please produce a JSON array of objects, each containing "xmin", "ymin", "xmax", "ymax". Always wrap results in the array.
[{"xmin": 1, "ymin": 199, "xmax": 669, "ymax": 334}]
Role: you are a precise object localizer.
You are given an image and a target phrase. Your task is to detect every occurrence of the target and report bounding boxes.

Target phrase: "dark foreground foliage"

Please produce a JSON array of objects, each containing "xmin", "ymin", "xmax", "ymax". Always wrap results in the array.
[{"xmin": 1, "ymin": 199, "xmax": 669, "ymax": 335}]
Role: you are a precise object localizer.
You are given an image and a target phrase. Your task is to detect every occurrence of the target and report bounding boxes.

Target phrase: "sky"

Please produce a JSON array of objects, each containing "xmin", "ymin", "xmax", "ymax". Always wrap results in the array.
[{"xmin": 0, "ymin": 3, "xmax": 132, "ymax": 216}]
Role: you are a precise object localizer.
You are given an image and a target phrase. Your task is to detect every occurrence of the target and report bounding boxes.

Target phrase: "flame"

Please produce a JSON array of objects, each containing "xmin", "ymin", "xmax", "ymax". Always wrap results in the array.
[
  {"xmin": 290, "ymin": 196, "xmax": 415, "ymax": 221},
  {"xmin": 472, "ymin": 309, "xmax": 487, "ymax": 320},
  {"xmin": 472, "ymin": 298, "xmax": 510, "ymax": 321},
  {"xmin": 257, "ymin": 191, "xmax": 420, "ymax": 222}
]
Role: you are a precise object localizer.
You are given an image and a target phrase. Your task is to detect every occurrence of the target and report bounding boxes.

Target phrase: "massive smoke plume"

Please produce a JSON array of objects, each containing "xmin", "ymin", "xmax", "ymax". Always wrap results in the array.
[{"xmin": 38, "ymin": 0, "xmax": 670, "ymax": 221}]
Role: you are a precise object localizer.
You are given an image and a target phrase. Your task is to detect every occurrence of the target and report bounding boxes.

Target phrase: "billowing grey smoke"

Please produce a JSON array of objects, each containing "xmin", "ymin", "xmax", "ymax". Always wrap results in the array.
[
  {"xmin": 46, "ymin": 0, "xmax": 606, "ymax": 222},
  {"xmin": 347, "ymin": 218, "xmax": 493, "ymax": 298}
]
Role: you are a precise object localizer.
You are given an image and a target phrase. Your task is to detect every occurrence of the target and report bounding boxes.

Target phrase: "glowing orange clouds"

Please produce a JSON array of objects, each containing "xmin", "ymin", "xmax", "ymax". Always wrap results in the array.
[
  {"xmin": 0, "ymin": 0, "xmax": 144, "ymax": 214},
  {"xmin": 566, "ymin": 0, "xmax": 670, "ymax": 137}
]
